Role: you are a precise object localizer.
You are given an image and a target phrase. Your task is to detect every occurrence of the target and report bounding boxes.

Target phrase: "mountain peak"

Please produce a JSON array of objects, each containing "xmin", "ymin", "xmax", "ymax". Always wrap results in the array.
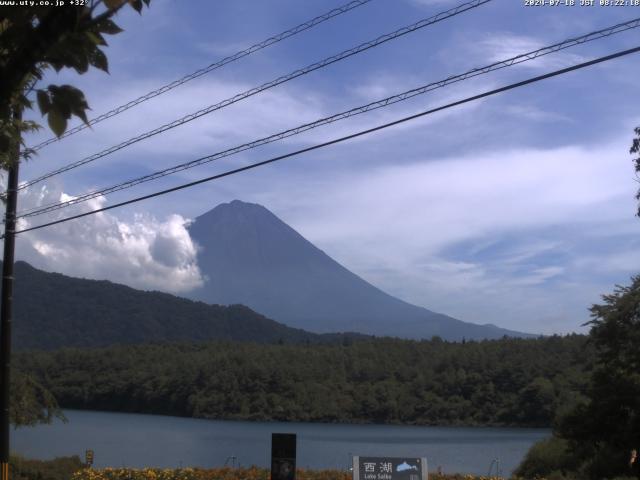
[
  {"xmin": 195, "ymin": 199, "xmax": 272, "ymax": 223},
  {"xmin": 228, "ymin": 199, "xmax": 256, "ymax": 207},
  {"xmin": 188, "ymin": 200, "xmax": 328, "ymax": 275},
  {"xmin": 219, "ymin": 199, "xmax": 263, "ymax": 211},
  {"xmin": 186, "ymin": 201, "xmax": 533, "ymax": 340}
]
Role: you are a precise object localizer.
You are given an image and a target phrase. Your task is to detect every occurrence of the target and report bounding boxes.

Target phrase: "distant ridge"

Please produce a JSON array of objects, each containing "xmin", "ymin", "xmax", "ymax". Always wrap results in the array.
[
  {"xmin": 186, "ymin": 200, "xmax": 533, "ymax": 340},
  {"xmin": 4, "ymin": 261, "xmax": 363, "ymax": 350}
]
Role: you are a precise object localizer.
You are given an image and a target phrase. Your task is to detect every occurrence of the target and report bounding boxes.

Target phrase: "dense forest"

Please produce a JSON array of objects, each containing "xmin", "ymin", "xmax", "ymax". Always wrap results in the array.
[
  {"xmin": 18, "ymin": 335, "xmax": 591, "ymax": 427},
  {"xmin": 6, "ymin": 261, "xmax": 365, "ymax": 350}
]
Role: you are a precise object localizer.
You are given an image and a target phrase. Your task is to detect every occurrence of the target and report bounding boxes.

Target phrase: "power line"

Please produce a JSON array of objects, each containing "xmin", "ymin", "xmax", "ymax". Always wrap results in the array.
[
  {"xmin": 17, "ymin": 0, "xmax": 491, "ymax": 192},
  {"xmin": 17, "ymin": 16, "xmax": 640, "ymax": 219},
  {"xmin": 13, "ymin": 44, "xmax": 640, "ymax": 236},
  {"xmin": 26, "ymin": 0, "xmax": 374, "ymax": 153}
]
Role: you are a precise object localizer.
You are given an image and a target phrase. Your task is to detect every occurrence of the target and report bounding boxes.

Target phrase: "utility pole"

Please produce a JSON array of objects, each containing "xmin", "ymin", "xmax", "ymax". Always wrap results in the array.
[{"xmin": 0, "ymin": 109, "xmax": 21, "ymax": 480}]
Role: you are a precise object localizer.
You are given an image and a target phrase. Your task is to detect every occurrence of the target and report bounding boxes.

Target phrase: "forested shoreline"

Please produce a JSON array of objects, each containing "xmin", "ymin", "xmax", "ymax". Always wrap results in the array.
[{"xmin": 18, "ymin": 335, "xmax": 591, "ymax": 427}]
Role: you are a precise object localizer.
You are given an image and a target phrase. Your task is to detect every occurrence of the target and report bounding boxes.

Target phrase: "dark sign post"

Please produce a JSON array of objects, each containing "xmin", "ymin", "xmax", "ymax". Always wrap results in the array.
[
  {"xmin": 271, "ymin": 433, "xmax": 296, "ymax": 480},
  {"xmin": 352, "ymin": 457, "xmax": 428, "ymax": 480}
]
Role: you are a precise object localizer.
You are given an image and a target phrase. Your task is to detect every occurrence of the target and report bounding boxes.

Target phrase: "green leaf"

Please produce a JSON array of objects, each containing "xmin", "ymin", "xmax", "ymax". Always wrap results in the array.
[
  {"xmin": 0, "ymin": 133, "xmax": 10, "ymax": 152},
  {"xmin": 36, "ymin": 90, "xmax": 50, "ymax": 114},
  {"xmin": 86, "ymin": 31, "xmax": 107, "ymax": 46},
  {"xmin": 128, "ymin": 0, "xmax": 143, "ymax": 13},
  {"xmin": 47, "ymin": 109, "xmax": 67, "ymax": 137},
  {"xmin": 19, "ymin": 120, "xmax": 42, "ymax": 134},
  {"xmin": 97, "ymin": 18, "xmax": 123, "ymax": 35},
  {"xmin": 48, "ymin": 84, "xmax": 90, "ymax": 126},
  {"xmin": 49, "ymin": 59, "xmax": 64, "ymax": 72},
  {"xmin": 50, "ymin": 97, "xmax": 72, "ymax": 120},
  {"xmin": 74, "ymin": 109, "xmax": 90, "ymax": 126},
  {"xmin": 70, "ymin": 101, "xmax": 90, "ymax": 126},
  {"xmin": 103, "ymin": 0, "xmax": 125, "ymax": 9},
  {"xmin": 71, "ymin": 52, "xmax": 90, "ymax": 74},
  {"xmin": 19, "ymin": 95, "xmax": 32, "ymax": 109},
  {"xmin": 89, "ymin": 48, "xmax": 108, "ymax": 73},
  {"xmin": 29, "ymin": 67, "xmax": 44, "ymax": 80}
]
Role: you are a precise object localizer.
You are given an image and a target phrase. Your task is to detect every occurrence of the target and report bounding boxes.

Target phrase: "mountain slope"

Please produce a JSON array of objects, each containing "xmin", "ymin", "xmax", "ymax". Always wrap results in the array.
[
  {"xmin": 187, "ymin": 200, "xmax": 531, "ymax": 340},
  {"xmin": 6, "ymin": 261, "xmax": 350, "ymax": 350}
]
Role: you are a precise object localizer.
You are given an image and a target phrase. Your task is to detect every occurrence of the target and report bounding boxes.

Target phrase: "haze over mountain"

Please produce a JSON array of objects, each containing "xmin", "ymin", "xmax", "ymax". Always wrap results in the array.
[
  {"xmin": 187, "ymin": 200, "xmax": 532, "ymax": 340},
  {"xmin": 6, "ymin": 261, "xmax": 360, "ymax": 350}
]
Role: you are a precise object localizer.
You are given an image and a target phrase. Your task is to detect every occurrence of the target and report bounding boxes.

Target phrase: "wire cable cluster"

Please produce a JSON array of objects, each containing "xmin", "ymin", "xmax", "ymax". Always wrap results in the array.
[
  {"xmin": 12, "ymin": 45, "xmax": 640, "ymax": 236},
  {"xmin": 16, "ymin": 16, "xmax": 640, "ymax": 219},
  {"xmin": 17, "ymin": 0, "xmax": 491, "ymax": 192},
  {"xmin": 27, "ymin": 0, "xmax": 374, "ymax": 153}
]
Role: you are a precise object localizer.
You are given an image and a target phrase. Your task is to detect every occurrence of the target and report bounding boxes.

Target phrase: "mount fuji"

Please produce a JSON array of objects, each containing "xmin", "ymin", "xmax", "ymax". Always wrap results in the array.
[{"xmin": 186, "ymin": 200, "xmax": 532, "ymax": 340}]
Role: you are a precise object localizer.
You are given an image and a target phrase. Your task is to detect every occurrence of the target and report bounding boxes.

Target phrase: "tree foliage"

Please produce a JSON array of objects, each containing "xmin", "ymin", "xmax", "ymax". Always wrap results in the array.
[
  {"xmin": 554, "ymin": 276, "xmax": 640, "ymax": 478},
  {"xmin": 513, "ymin": 437, "xmax": 579, "ymax": 479},
  {"xmin": 19, "ymin": 335, "xmax": 592, "ymax": 427},
  {"xmin": 1, "ymin": 1, "xmax": 150, "ymax": 427},
  {"xmin": 0, "ymin": 0, "xmax": 150, "ymax": 167},
  {"xmin": 10, "ymin": 454, "xmax": 85, "ymax": 480},
  {"xmin": 632, "ymin": 127, "xmax": 640, "ymax": 216},
  {"xmin": 10, "ymin": 371, "xmax": 64, "ymax": 427}
]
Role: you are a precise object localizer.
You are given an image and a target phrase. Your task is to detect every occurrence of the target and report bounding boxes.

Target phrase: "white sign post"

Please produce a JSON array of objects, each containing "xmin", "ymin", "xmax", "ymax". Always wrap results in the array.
[{"xmin": 352, "ymin": 456, "xmax": 428, "ymax": 480}]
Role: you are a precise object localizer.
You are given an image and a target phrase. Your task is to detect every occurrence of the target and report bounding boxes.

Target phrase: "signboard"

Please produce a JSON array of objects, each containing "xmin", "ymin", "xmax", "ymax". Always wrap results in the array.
[
  {"xmin": 271, "ymin": 433, "xmax": 296, "ymax": 480},
  {"xmin": 85, "ymin": 449, "xmax": 94, "ymax": 467},
  {"xmin": 352, "ymin": 456, "xmax": 428, "ymax": 480}
]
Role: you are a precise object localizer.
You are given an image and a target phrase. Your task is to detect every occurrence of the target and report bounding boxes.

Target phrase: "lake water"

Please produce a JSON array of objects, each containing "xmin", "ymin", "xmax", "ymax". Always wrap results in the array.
[{"xmin": 13, "ymin": 410, "xmax": 549, "ymax": 477}]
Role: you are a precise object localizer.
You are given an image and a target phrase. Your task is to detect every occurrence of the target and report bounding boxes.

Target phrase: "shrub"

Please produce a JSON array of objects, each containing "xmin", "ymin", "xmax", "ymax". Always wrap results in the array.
[
  {"xmin": 10, "ymin": 455, "xmax": 85, "ymax": 480},
  {"xmin": 513, "ymin": 436, "xmax": 579, "ymax": 479}
]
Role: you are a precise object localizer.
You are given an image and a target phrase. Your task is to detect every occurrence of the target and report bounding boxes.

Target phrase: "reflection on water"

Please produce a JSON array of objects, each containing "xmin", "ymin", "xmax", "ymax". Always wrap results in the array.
[{"xmin": 14, "ymin": 410, "xmax": 549, "ymax": 476}]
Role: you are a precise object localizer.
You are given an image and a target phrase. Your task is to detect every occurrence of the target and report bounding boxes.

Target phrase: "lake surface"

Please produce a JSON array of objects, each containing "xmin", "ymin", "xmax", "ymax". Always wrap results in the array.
[{"xmin": 13, "ymin": 410, "xmax": 549, "ymax": 477}]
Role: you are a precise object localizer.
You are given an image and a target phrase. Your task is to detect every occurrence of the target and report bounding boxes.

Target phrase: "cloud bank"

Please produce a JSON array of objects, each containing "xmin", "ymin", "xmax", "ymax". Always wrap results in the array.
[{"xmin": 13, "ymin": 185, "xmax": 203, "ymax": 293}]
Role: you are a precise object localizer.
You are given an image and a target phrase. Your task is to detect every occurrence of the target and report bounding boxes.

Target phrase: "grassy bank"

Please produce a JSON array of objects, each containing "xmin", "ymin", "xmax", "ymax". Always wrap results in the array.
[
  {"xmin": 10, "ymin": 455, "xmax": 85, "ymax": 480},
  {"xmin": 71, "ymin": 468, "xmax": 507, "ymax": 480},
  {"xmin": 8, "ymin": 458, "xmax": 546, "ymax": 480}
]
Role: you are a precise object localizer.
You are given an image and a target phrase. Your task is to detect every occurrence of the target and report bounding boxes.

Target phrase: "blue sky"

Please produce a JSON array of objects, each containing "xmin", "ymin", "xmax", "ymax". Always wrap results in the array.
[{"xmin": 12, "ymin": 0, "xmax": 640, "ymax": 334}]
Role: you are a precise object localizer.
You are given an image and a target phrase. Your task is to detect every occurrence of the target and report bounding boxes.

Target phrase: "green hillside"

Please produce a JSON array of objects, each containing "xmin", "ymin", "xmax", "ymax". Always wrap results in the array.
[{"xmin": 7, "ymin": 261, "xmax": 359, "ymax": 349}]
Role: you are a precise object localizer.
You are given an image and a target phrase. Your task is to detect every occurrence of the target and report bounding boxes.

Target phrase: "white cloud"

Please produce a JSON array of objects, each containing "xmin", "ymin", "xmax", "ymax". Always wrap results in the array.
[
  {"xmin": 20, "ymin": 77, "xmax": 329, "ymax": 190},
  {"xmin": 476, "ymin": 33, "xmax": 586, "ymax": 70},
  {"xmin": 504, "ymin": 104, "xmax": 571, "ymax": 123},
  {"xmin": 8, "ymin": 131, "xmax": 639, "ymax": 335},
  {"xmin": 410, "ymin": 0, "xmax": 463, "ymax": 6},
  {"xmin": 196, "ymin": 40, "xmax": 250, "ymax": 57},
  {"xmin": 12, "ymin": 0, "xmax": 640, "ymax": 337},
  {"xmin": 512, "ymin": 266, "xmax": 565, "ymax": 286},
  {"xmin": 20, "ymin": 67, "xmax": 497, "ymax": 206},
  {"xmin": 12, "ymin": 184, "xmax": 203, "ymax": 294},
  {"xmin": 253, "ymin": 133, "xmax": 640, "ymax": 333},
  {"xmin": 574, "ymin": 249, "xmax": 640, "ymax": 274},
  {"xmin": 292, "ymin": 141, "xmax": 633, "ymax": 254}
]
